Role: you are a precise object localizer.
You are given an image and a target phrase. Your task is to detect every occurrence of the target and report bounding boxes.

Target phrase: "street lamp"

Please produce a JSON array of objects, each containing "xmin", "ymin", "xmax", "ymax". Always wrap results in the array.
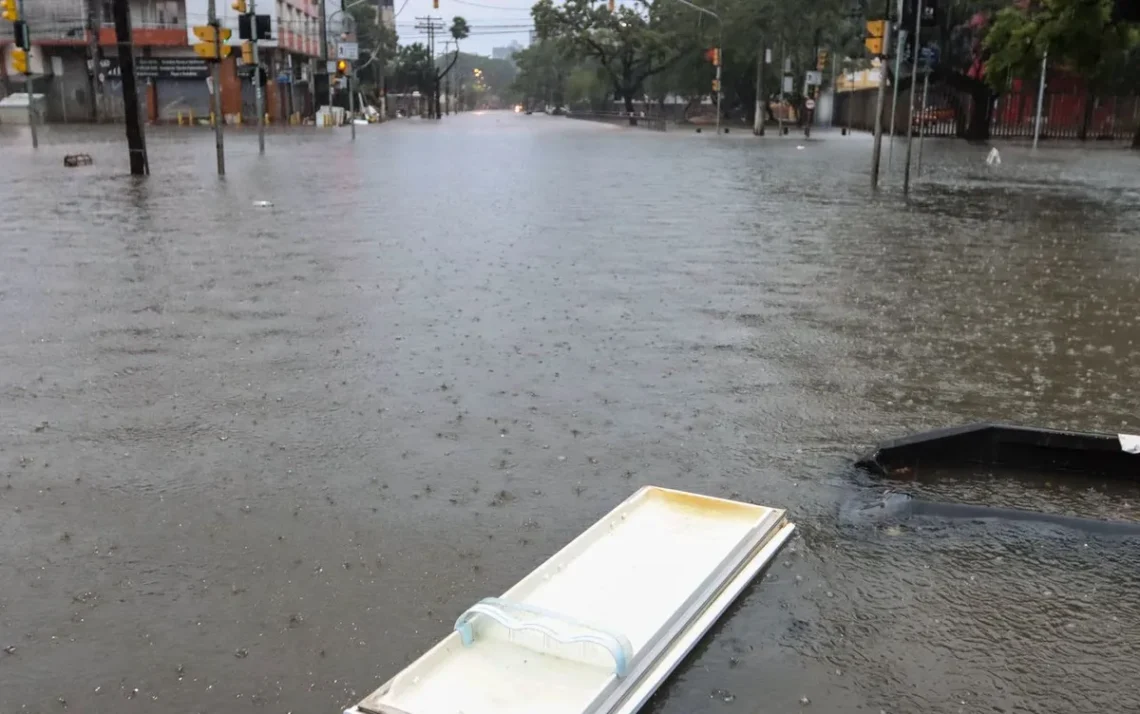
[{"xmin": 669, "ymin": 0, "xmax": 722, "ymax": 136}]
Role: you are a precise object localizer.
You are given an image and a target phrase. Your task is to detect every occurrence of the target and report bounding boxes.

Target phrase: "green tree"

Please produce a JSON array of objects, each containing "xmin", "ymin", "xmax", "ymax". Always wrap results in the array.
[
  {"xmin": 348, "ymin": 3, "xmax": 398, "ymax": 101},
  {"xmin": 984, "ymin": 0, "xmax": 1139, "ymax": 141},
  {"xmin": 428, "ymin": 17, "xmax": 472, "ymax": 118},
  {"xmin": 532, "ymin": 0, "xmax": 701, "ymax": 119},
  {"xmin": 512, "ymin": 40, "xmax": 575, "ymax": 110}
]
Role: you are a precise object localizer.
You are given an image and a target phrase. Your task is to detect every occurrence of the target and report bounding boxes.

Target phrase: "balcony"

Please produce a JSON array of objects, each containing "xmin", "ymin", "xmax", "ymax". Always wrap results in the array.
[{"xmin": 98, "ymin": 22, "xmax": 188, "ymax": 47}]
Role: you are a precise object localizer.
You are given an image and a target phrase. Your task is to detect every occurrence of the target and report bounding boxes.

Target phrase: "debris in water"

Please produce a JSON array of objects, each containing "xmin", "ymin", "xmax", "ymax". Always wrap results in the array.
[
  {"xmin": 797, "ymin": 145, "xmax": 805, "ymax": 150},
  {"xmin": 234, "ymin": 648, "xmax": 249, "ymax": 658},
  {"xmin": 800, "ymin": 696, "xmax": 811, "ymax": 706},
  {"xmin": 985, "ymin": 147, "xmax": 1001, "ymax": 165},
  {"xmin": 253, "ymin": 200, "xmax": 274, "ymax": 207},
  {"xmin": 711, "ymin": 688, "xmax": 736, "ymax": 702},
  {"xmin": 63, "ymin": 154, "xmax": 93, "ymax": 167}
]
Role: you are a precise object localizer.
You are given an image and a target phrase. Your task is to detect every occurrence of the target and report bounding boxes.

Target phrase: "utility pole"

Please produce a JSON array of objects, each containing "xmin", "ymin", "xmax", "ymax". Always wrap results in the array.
[
  {"xmin": 85, "ymin": 0, "xmax": 102, "ymax": 121},
  {"xmin": 110, "ymin": 0, "xmax": 147, "ymax": 173},
  {"xmin": 250, "ymin": 0, "xmax": 264, "ymax": 154},
  {"xmin": 349, "ymin": 66, "xmax": 356, "ymax": 140},
  {"xmin": 869, "ymin": 0, "xmax": 892, "ymax": 189},
  {"xmin": 208, "ymin": 0, "xmax": 225, "ymax": 175},
  {"xmin": 902, "ymin": 0, "xmax": 922, "ymax": 195},
  {"xmin": 415, "ymin": 16, "xmax": 444, "ymax": 119}
]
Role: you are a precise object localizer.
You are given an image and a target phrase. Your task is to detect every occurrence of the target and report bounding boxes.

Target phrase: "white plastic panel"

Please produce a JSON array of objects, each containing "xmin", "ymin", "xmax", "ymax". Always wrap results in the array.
[{"xmin": 351, "ymin": 486, "xmax": 791, "ymax": 714}]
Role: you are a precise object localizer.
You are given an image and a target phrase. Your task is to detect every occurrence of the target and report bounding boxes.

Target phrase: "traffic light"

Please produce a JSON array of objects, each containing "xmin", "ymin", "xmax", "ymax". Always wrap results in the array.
[
  {"xmin": 232, "ymin": 0, "xmax": 247, "ymax": 12},
  {"xmin": 432, "ymin": 0, "xmax": 438, "ymax": 7},
  {"xmin": 1, "ymin": 0, "xmax": 19, "ymax": 22},
  {"xmin": 11, "ymin": 48, "xmax": 28, "ymax": 74},
  {"xmin": 336, "ymin": 59, "xmax": 348, "ymax": 76},
  {"xmin": 864, "ymin": 19, "xmax": 884, "ymax": 55},
  {"xmin": 705, "ymin": 47, "xmax": 720, "ymax": 66},
  {"xmin": 241, "ymin": 40, "xmax": 253, "ymax": 64},
  {"xmin": 607, "ymin": 0, "xmax": 615, "ymax": 10}
]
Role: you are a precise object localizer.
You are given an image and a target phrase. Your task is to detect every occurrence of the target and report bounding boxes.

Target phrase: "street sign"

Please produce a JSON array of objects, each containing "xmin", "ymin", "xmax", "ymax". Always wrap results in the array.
[
  {"xmin": 919, "ymin": 45, "xmax": 940, "ymax": 68},
  {"xmin": 327, "ymin": 60, "xmax": 338, "ymax": 73},
  {"xmin": 337, "ymin": 42, "xmax": 359, "ymax": 60},
  {"xmin": 782, "ymin": 75, "xmax": 793, "ymax": 93},
  {"xmin": 805, "ymin": 98, "xmax": 816, "ymax": 110},
  {"xmin": 99, "ymin": 57, "xmax": 211, "ymax": 79},
  {"xmin": 805, "ymin": 70, "xmax": 822, "ymax": 86},
  {"xmin": 711, "ymin": 78, "xmax": 720, "ymax": 92}
]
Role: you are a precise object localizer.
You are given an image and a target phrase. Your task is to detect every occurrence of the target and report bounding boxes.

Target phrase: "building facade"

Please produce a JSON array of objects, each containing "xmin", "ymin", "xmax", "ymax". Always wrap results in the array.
[{"xmin": 1, "ymin": 0, "xmax": 333, "ymax": 122}]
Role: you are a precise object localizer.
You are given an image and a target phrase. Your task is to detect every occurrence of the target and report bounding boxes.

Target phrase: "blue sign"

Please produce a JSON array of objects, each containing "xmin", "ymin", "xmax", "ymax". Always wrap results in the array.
[{"xmin": 919, "ymin": 45, "xmax": 940, "ymax": 68}]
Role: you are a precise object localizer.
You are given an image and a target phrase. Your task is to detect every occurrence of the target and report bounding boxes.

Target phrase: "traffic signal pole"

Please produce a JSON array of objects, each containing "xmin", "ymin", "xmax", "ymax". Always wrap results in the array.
[
  {"xmin": 209, "ymin": 0, "xmax": 225, "ymax": 175},
  {"xmin": 250, "ymin": 0, "xmax": 264, "ymax": 154},
  {"xmin": 869, "ymin": 0, "xmax": 892, "ymax": 190},
  {"xmin": 14, "ymin": 0, "xmax": 37, "ymax": 148}
]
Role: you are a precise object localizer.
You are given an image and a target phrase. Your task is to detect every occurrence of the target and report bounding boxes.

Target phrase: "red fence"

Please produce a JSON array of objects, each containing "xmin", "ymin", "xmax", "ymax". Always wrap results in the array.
[{"xmin": 833, "ymin": 86, "xmax": 1140, "ymax": 142}]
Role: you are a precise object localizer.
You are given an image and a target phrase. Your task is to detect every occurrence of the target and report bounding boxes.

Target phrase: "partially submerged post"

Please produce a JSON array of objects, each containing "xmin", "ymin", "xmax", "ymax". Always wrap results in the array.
[{"xmin": 112, "ymin": 0, "xmax": 148, "ymax": 175}]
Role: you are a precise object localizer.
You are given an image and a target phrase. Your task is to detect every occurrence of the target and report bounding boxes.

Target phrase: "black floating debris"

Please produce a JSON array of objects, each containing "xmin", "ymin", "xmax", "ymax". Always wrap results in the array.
[
  {"xmin": 841, "ymin": 490, "xmax": 1140, "ymax": 535},
  {"xmin": 63, "ymin": 154, "xmax": 93, "ymax": 167},
  {"xmin": 856, "ymin": 422, "xmax": 1140, "ymax": 480}
]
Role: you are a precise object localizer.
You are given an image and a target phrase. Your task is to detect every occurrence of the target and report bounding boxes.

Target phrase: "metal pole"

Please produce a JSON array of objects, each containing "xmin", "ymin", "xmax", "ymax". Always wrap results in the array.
[
  {"xmin": 85, "ymin": 0, "xmax": 102, "ymax": 121},
  {"xmin": 208, "ymin": 0, "xmax": 225, "ymax": 175},
  {"xmin": 888, "ymin": 28, "xmax": 905, "ymax": 166},
  {"xmin": 916, "ymin": 68, "xmax": 929, "ymax": 174},
  {"xmin": 869, "ymin": 0, "xmax": 891, "ymax": 189},
  {"xmin": 778, "ymin": 39, "xmax": 785, "ymax": 136},
  {"xmin": 753, "ymin": 44, "xmax": 764, "ymax": 135},
  {"xmin": 320, "ymin": 0, "xmax": 330, "ymax": 111},
  {"xmin": 715, "ymin": 20, "xmax": 722, "ymax": 135},
  {"xmin": 16, "ymin": 0, "xmax": 37, "ymax": 147},
  {"xmin": 1033, "ymin": 50, "xmax": 1047, "ymax": 149},
  {"xmin": 251, "ymin": 0, "xmax": 264, "ymax": 154},
  {"xmin": 349, "ymin": 71, "xmax": 355, "ymax": 140},
  {"xmin": 902, "ymin": 0, "xmax": 922, "ymax": 195}
]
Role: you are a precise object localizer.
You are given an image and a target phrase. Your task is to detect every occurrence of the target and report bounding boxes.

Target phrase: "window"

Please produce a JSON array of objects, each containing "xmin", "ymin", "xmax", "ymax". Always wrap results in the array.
[{"xmin": 156, "ymin": 0, "xmax": 180, "ymax": 26}]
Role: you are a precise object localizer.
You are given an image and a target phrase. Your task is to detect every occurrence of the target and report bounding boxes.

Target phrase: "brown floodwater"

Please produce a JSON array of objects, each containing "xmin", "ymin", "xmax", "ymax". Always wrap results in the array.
[{"xmin": 1, "ymin": 115, "xmax": 1139, "ymax": 713}]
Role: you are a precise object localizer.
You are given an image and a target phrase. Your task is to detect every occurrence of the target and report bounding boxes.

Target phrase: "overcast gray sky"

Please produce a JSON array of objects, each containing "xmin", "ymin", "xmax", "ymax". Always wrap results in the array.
[{"xmin": 391, "ymin": 0, "xmax": 536, "ymax": 56}]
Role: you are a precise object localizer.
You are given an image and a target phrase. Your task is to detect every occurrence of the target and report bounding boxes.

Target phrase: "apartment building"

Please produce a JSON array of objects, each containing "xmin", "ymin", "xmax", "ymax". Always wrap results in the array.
[{"xmin": 0, "ymin": 0, "xmax": 331, "ymax": 122}]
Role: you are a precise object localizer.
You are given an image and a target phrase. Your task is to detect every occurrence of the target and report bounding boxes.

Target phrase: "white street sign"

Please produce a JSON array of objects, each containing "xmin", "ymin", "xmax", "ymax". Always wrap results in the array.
[
  {"xmin": 805, "ymin": 98, "xmax": 816, "ymax": 110},
  {"xmin": 782, "ymin": 75, "xmax": 793, "ymax": 93},
  {"xmin": 337, "ymin": 42, "xmax": 359, "ymax": 60},
  {"xmin": 805, "ymin": 70, "xmax": 822, "ymax": 86}
]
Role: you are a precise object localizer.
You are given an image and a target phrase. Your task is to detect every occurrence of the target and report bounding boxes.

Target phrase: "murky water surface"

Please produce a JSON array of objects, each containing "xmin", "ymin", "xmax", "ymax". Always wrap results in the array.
[{"xmin": 2, "ymin": 116, "xmax": 1139, "ymax": 713}]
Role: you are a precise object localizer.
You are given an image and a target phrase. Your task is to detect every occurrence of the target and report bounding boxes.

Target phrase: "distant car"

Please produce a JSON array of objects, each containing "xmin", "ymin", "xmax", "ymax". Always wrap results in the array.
[{"xmin": 551, "ymin": 106, "xmax": 566, "ymax": 116}]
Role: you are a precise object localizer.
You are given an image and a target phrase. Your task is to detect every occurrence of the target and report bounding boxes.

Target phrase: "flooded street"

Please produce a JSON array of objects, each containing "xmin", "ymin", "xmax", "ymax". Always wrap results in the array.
[{"xmin": 2, "ymin": 114, "xmax": 1140, "ymax": 713}]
